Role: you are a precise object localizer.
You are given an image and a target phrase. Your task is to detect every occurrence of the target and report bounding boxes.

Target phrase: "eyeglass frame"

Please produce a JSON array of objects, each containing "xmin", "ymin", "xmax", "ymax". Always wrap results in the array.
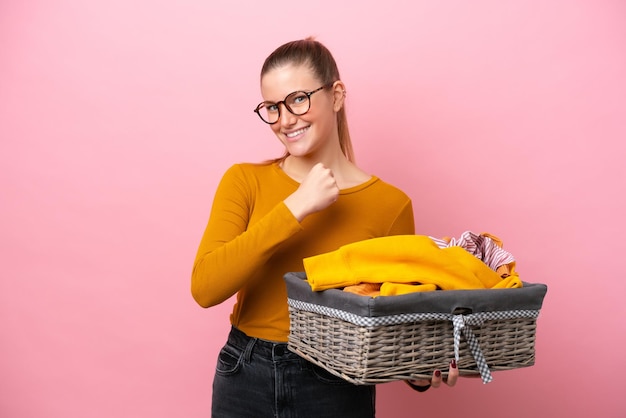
[{"xmin": 253, "ymin": 82, "xmax": 335, "ymax": 124}]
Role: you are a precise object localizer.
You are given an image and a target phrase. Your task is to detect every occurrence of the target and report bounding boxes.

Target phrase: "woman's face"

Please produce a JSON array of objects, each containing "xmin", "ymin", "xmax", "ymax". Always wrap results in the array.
[{"xmin": 260, "ymin": 64, "xmax": 339, "ymax": 159}]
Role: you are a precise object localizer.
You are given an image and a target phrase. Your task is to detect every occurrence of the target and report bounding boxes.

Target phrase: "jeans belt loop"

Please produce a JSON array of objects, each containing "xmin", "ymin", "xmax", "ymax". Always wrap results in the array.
[{"xmin": 243, "ymin": 336, "xmax": 257, "ymax": 363}]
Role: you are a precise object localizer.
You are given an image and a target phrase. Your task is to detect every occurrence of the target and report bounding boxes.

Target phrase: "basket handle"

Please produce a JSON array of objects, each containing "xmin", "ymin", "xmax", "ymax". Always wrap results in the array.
[{"xmin": 452, "ymin": 307, "xmax": 473, "ymax": 315}]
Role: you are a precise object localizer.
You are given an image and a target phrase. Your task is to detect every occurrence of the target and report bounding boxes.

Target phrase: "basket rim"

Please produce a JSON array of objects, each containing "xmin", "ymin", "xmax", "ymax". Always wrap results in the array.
[
  {"xmin": 284, "ymin": 272, "xmax": 548, "ymax": 317},
  {"xmin": 288, "ymin": 298, "xmax": 540, "ymax": 327}
]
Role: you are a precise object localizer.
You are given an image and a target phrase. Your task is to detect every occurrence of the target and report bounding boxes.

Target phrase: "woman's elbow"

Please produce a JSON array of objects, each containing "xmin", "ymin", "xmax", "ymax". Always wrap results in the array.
[
  {"xmin": 191, "ymin": 275, "xmax": 232, "ymax": 308},
  {"xmin": 191, "ymin": 289, "xmax": 211, "ymax": 308},
  {"xmin": 190, "ymin": 280, "xmax": 217, "ymax": 308},
  {"xmin": 191, "ymin": 262, "xmax": 215, "ymax": 307},
  {"xmin": 191, "ymin": 262, "xmax": 234, "ymax": 308}
]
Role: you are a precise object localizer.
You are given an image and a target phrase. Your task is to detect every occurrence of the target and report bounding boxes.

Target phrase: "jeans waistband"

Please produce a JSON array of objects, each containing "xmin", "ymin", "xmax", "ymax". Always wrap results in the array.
[{"xmin": 227, "ymin": 326, "xmax": 295, "ymax": 361}]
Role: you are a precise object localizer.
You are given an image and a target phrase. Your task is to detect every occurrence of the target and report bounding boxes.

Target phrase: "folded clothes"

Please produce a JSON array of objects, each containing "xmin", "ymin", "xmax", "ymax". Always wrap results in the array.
[
  {"xmin": 380, "ymin": 282, "xmax": 438, "ymax": 296},
  {"xmin": 303, "ymin": 234, "xmax": 522, "ymax": 295},
  {"xmin": 343, "ymin": 283, "xmax": 382, "ymax": 297}
]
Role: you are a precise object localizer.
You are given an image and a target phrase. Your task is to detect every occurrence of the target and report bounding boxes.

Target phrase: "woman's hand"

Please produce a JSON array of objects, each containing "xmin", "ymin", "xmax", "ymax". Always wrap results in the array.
[
  {"xmin": 406, "ymin": 360, "xmax": 459, "ymax": 392},
  {"xmin": 284, "ymin": 163, "xmax": 340, "ymax": 221}
]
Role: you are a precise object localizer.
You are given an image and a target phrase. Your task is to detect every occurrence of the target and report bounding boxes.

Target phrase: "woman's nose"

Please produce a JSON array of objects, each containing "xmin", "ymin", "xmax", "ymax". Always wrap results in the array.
[{"xmin": 279, "ymin": 103, "xmax": 297, "ymax": 126}]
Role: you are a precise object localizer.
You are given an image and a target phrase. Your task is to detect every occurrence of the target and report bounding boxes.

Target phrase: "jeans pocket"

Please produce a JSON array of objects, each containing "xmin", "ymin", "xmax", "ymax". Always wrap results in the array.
[{"xmin": 215, "ymin": 342, "xmax": 244, "ymax": 377}]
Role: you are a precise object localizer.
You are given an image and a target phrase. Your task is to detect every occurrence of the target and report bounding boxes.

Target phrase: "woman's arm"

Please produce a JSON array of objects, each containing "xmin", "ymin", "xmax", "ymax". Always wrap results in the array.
[{"xmin": 191, "ymin": 165, "xmax": 302, "ymax": 307}]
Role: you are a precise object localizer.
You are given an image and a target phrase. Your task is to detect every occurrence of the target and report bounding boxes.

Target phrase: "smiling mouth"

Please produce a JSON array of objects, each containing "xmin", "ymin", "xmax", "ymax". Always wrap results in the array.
[{"xmin": 285, "ymin": 127, "xmax": 309, "ymax": 138}]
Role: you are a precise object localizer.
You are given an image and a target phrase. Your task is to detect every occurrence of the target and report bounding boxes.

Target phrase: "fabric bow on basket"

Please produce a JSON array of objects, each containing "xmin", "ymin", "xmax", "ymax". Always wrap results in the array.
[{"xmin": 450, "ymin": 310, "xmax": 539, "ymax": 383}]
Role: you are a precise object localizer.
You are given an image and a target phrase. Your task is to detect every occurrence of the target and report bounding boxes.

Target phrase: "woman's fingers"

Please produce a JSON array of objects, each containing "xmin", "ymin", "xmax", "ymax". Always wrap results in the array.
[
  {"xmin": 407, "ymin": 360, "xmax": 459, "ymax": 392},
  {"xmin": 427, "ymin": 360, "xmax": 459, "ymax": 389},
  {"xmin": 434, "ymin": 360, "xmax": 459, "ymax": 388},
  {"xmin": 430, "ymin": 369, "xmax": 443, "ymax": 388},
  {"xmin": 445, "ymin": 360, "xmax": 459, "ymax": 387}
]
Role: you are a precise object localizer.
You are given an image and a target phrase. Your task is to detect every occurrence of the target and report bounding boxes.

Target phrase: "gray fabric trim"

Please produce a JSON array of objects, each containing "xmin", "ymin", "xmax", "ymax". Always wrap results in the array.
[{"xmin": 284, "ymin": 271, "xmax": 548, "ymax": 316}]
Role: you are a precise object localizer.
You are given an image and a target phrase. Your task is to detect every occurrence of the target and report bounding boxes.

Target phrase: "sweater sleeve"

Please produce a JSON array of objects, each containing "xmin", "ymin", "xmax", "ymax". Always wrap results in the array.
[
  {"xmin": 387, "ymin": 198, "xmax": 415, "ymax": 236},
  {"xmin": 191, "ymin": 165, "xmax": 302, "ymax": 307}
]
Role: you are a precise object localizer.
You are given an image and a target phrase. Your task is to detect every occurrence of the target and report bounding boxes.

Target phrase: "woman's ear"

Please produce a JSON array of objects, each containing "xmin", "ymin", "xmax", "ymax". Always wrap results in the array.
[{"xmin": 332, "ymin": 80, "xmax": 347, "ymax": 112}]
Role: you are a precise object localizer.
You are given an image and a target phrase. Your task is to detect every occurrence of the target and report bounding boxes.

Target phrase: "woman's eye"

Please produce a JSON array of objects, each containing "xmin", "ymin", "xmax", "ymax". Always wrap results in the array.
[
  {"xmin": 267, "ymin": 104, "xmax": 279, "ymax": 113},
  {"xmin": 291, "ymin": 94, "xmax": 307, "ymax": 105}
]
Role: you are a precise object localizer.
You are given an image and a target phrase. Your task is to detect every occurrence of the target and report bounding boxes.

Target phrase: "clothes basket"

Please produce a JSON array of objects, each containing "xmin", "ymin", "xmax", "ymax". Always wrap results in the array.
[{"xmin": 284, "ymin": 271, "xmax": 547, "ymax": 385}]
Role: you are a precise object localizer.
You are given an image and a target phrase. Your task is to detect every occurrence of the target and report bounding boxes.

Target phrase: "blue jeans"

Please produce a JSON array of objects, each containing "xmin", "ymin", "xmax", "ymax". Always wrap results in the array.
[{"xmin": 211, "ymin": 326, "xmax": 376, "ymax": 418}]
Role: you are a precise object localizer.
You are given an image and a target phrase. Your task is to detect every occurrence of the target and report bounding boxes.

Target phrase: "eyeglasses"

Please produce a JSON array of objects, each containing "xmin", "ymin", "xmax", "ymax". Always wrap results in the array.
[{"xmin": 253, "ymin": 83, "xmax": 333, "ymax": 124}]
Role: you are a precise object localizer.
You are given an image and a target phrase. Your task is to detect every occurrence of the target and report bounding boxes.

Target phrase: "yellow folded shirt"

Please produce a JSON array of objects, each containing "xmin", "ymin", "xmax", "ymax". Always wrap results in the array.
[
  {"xmin": 303, "ymin": 235, "xmax": 521, "ymax": 292},
  {"xmin": 491, "ymin": 274, "xmax": 522, "ymax": 289}
]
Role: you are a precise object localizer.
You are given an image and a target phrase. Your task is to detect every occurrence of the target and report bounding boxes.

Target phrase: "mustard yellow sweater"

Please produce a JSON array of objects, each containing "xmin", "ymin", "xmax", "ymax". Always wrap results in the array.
[{"xmin": 191, "ymin": 163, "xmax": 414, "ymax": 341}]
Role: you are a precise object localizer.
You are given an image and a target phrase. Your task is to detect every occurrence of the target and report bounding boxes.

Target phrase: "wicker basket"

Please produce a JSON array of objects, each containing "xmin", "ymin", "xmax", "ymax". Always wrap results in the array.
[{"xmin": 284, "ymin": 272, "xmax": 547, "ymax": 385}]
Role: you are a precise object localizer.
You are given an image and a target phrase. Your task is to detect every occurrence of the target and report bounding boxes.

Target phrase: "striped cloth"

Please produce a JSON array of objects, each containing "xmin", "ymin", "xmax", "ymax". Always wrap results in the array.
[{"xmin": 429, "ymin": 231, "xmax": 515, "ymax": 272}]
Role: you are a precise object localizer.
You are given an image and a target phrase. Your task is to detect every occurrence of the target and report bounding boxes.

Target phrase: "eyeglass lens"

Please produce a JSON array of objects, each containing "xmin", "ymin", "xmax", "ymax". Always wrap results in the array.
[{"xmin": 257, "ymin": 91, "xmax": 311, "ymax": 124}]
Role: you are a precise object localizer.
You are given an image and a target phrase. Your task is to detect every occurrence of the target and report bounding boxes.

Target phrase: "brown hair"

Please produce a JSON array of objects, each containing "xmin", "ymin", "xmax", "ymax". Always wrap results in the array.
[{"xmin": 261, "ymin": 37, "xmax": 354, "ymax": 163}]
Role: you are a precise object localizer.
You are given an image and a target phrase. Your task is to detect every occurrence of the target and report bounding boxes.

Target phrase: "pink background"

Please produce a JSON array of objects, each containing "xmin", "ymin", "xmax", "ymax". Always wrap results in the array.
[{"xmin": 2, "ymin": 1, "xmax": 625, "ymax": 417}]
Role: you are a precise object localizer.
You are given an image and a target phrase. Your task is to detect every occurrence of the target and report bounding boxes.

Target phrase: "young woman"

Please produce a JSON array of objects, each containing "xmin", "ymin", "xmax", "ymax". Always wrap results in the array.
[{"xmin": 191, "ymin": 37, "xmax": 457, "ymax": 418}]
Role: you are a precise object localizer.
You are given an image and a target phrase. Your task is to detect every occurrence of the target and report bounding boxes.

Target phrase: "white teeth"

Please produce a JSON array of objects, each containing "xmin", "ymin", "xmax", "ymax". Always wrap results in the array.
[{"xmin": 286, "ymin": 127, "xmax": 308, "ymax": 138}]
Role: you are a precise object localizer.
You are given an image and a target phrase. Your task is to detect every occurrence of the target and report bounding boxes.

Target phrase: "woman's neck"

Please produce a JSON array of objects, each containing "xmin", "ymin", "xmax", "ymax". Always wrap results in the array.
[{"xmin": 280, "ymin": 154, "xmax": 371, "ymax": 188}]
